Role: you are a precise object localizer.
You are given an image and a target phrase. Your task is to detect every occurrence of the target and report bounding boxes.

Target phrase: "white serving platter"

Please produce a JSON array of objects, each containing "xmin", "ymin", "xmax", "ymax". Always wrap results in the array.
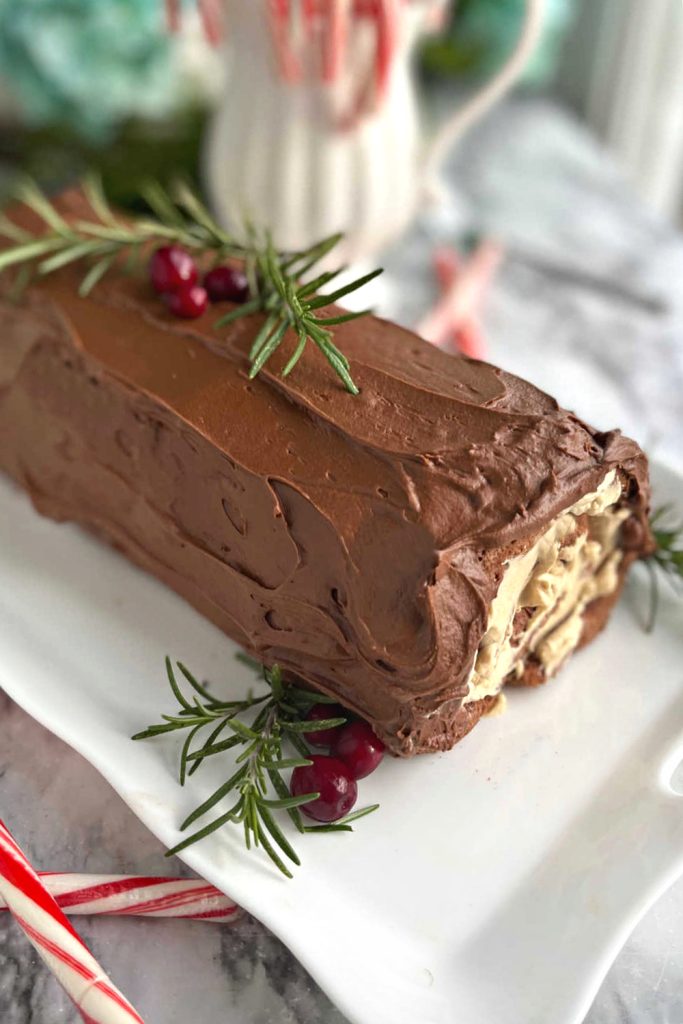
[{"xmin": 0, "ymin": 460, "xmax": 681, "ymax": 1024}]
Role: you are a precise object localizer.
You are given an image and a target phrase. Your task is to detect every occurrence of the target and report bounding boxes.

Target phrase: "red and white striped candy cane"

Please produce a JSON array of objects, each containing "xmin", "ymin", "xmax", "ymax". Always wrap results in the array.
[
  {"xmin": 0, "ymin": 821, "xmax": 145, "ymax": 1024},
  {"xmin": 167, "ymin": 0, "xmax": 413, "ymax": 125},
  {"xmin": 269, "ymin": 0, "xmax": 304, "ymax": 81},
  {"xmin": 0, "ymin": 872, "xmax": 239, "ymax": 922},
  {"xmin": 317, "ymin": 0, "xmax": 350, "ymax": 83},
  {"xmin": 165, "ymin": 0, "xmax": 223, "ymax": 45},
  {"xmin": 418, "ymin": 241, "xmax": 503, "ymax": 358}
]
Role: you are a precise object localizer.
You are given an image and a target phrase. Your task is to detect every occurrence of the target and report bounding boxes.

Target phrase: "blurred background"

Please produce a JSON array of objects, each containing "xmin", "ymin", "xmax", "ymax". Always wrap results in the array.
[{"xmin": 0, "ymin": 0, "xmax": 682, "ymax": 221}]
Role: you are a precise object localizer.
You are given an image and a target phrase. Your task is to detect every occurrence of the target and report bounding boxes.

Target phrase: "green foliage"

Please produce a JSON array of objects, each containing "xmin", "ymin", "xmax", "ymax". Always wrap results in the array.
[
  {"xmin": 133, "ymin": 657, "xmax": 378, "ymax": 877},
  {"xmin": 0, "ymin": 175, "xmax": 381, "ymax": 393}
]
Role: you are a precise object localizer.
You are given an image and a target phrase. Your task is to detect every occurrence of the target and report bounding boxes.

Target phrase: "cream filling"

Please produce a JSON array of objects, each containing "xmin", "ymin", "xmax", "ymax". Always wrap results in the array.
[{"xmin": 464, "ymin": 471, "xmax": 628, "ymax": 704}]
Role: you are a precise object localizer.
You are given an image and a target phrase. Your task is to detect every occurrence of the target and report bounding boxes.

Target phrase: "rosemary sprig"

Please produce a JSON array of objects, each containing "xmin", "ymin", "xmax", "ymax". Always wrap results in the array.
[
  {"xmin": 0, "ymin": 176, "xmax": 382, "ymax": 394},
  {"xmin": 133, "ymin": 657, "xmax": 378, "ymax": 877},
  {"xmin": 643, "ymin": 506, "xmax": 683, "ymax": 632}
]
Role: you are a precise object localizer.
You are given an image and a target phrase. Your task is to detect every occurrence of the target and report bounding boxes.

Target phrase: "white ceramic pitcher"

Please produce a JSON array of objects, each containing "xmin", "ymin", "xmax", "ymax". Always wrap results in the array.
[{"xmin": 204, "ymin": 0, "xmax": 545, "ymax": 263}]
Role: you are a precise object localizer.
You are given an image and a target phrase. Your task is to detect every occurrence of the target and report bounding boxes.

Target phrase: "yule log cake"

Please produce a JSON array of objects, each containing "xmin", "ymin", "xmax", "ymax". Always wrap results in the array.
[{"xmin": 0, "ymin": 191, "xmax": 653, "ymax": 756}]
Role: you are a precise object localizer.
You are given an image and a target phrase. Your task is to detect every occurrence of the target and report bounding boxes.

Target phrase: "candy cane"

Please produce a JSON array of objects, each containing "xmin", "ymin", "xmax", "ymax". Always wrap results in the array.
[
  {"xmin": 167, "ymin": 0, "xmax": 407, "ymax": 105},
  {"xmin": 454, "ymin": 318, "xmax": 488, "ymax": 361},
  {"xmin": 418, "ymin": 242, "xmax": 503, "ymax": 357},
  {"xmin": 0, "ymin": 872, "xmax": 239, "ymax": 922},
  {"xmin": 320, "ymin": 0, "xmax": 351, "ymax": 82},
  {"xmin": 269, "ymin": 0, "xmax": 304, "ymax": 81},
  {"xmin": 197, "ymin": 0, "xmax": 223, "ymax": 46},
  {"xmin": 372, "ymin": 0, "xmax": 402, "ymax": 108},
  {"xmin": 432, "ymin": 248, "xmax": 488, "ymax": 358},
  {"xmin": 164, "ymin": 0, "xmax": 182, "ymax": 33},
  {"xmin": 165, "ymin": 0, "xmax": 222, "ymax": 46},
  {"xmin": 334, "ymin": 0, "xmax": 404, "ymax": 128},
  {"xmin": 0, "ymin": 821, "xmax": 144, "ymax": 1024}
]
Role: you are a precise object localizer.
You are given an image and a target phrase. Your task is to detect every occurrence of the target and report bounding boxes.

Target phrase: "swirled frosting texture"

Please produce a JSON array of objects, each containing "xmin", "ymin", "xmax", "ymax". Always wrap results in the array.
[{"xmin": 0, "ymin": 194, "xmax": 653, "ymax": 754}]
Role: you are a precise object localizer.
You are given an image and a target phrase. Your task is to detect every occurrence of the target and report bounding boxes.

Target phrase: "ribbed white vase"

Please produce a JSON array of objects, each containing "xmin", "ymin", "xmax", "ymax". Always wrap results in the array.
[{"xmin": 203, "ymin": 0, "xmax": 544, "ymax": 263}]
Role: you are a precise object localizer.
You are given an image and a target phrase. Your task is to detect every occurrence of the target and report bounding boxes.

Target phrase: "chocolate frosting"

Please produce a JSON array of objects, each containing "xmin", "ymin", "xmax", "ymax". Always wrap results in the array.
[{"xmin": 0, "ymin": 193, "xmax": 653, "ymax": 754}]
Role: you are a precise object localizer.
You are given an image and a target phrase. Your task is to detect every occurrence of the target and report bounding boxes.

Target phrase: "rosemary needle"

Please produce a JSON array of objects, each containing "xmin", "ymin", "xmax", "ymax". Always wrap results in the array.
[
  {"xmin": 0, "ymin": 176, "xmax": 382, "ymax": 394},
  {"xmin": 644, "ymin": 506, "xmax": 683, "ymax": 632},
  {"xmin": 133, "ymin": 657, "xmax": 377, "ymax": 877}
]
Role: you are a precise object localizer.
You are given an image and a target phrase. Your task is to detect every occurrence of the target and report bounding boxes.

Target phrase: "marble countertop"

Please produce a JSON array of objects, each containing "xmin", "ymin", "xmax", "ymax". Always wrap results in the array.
[{"xmin": 1, "ymin": 95, "xmax": 682, "ymax": 1023}]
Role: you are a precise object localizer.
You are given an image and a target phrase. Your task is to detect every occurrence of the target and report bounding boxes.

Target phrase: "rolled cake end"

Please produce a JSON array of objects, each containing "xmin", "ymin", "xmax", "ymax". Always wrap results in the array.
[{"xmin": 387, "ymin": 467, "xmax": 652, "ymax": 756}]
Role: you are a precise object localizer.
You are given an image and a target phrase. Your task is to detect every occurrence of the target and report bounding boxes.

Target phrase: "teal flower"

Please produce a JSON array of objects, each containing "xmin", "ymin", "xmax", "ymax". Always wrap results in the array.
[
  {"xmin": 455, "ymin": 0, "xmax": 575, "ymax": 85},
  {"xmin": 0, "ymin": 0, "xmax": 180, "ymax": 138},
  {"xmin": 423, "ymin": 0, "xmax": 576, "ymax": 87}
]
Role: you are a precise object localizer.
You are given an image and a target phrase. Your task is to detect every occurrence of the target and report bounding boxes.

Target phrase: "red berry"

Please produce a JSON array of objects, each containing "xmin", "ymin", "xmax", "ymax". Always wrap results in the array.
[
  {"xmin": 149, "ymin": 245, "xmax": 198, "ymax": 294},
  {"xmin": 290, "ymin": 755, "xmax": 357, "ymax": 822},
  {"xmin": 164, "ymin": 285, "xmax": 208, "ymax": 319},
  {"xmin": 304, "ymin": 703, "xmax": 346, "ymax": 749},
  {"xmin": 332, "ymin": 720, "xmax": 385, "ymax": 779},
  {"xmin": 204, "ymin": 265, "xmax": 249, "ymax": 303}
]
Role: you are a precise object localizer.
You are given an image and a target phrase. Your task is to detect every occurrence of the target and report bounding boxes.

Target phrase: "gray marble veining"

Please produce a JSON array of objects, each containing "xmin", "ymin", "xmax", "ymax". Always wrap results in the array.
[
  {"xmin": 1, "ymin": 94, "xmax": 682, "ymax": 1022},
  {"xmin": 0, "ymin": 692, "xmax": 348, "ymax": 1024}
]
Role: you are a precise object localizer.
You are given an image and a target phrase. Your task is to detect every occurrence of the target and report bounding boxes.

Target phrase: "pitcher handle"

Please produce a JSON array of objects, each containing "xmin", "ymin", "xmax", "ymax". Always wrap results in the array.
[{"xmin": 423, "ymin": 0, "xmax": 547, "ymax": 201}]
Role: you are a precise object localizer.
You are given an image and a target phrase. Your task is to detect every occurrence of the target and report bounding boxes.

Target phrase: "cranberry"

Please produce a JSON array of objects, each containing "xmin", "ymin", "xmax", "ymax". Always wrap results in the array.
[
  {"xmin": 290, "ymin": 755, "xmax": 357, "ymax": 822},
  {"xmin": 304, "ymin": 703, "xmax": 347, "ymax": 748},
  {"xmin": 204, "ymin": 265, "xmax": 249, "ymax": 304},
  {"xmin": 164, "ymin": 284, "xmax": 208, "ymax": 319},
  {"xmin": 332, "ymin": 720, "xmax": 385, "ymax": 779},
  {"xmin": 149, "ymin": 245, "xmax": 198, "ymax": 294}
]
